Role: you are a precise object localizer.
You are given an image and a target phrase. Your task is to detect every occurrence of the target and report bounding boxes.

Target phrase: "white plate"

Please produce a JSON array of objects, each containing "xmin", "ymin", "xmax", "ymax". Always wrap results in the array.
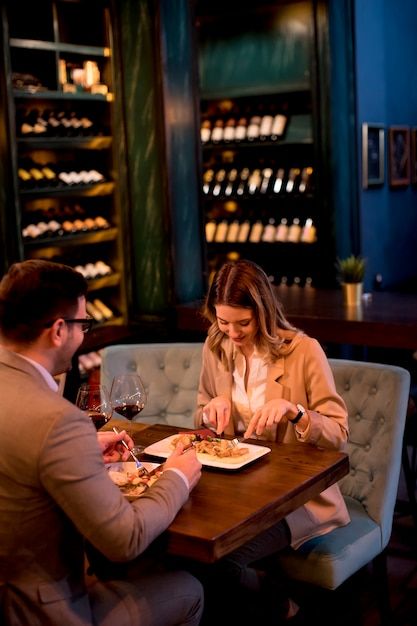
[
  {"xmin": 105, "ymin": 461, "xmax": 161, "ymax": 500},
  {"xmin": 144, "ymin": 434, "xmax": 271, "ymax": 470}
]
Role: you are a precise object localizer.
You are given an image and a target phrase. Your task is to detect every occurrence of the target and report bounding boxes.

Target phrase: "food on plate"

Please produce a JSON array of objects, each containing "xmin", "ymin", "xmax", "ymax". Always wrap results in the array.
[
  {"xmin": 108, "ymin": 466, "xmax": 163, "ymax": 498},
  {"xmin": 171, "ymin": 432, "xmax": 249, "ymax": 463}
]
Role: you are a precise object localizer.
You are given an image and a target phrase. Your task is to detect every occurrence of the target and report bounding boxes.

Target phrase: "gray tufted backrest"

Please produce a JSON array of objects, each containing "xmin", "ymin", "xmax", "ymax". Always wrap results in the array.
[
  {"xmin": 100, "ymin": 343, "xmax": 204, "ymax": 428},
  {"xmin": 329, "ymin": 359, "xmax": 410, "ymax": 546}
]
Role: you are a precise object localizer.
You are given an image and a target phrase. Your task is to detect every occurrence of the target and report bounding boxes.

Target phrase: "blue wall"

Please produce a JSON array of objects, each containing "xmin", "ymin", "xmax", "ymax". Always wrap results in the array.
[{"xmin": 354, "ymin": 0, "xmax": 417, "ymax": 290}]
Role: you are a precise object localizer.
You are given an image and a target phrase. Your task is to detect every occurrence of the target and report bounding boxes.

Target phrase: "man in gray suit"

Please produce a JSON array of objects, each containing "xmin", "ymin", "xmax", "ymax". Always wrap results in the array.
[{"xmin": 0, "ymin": 260, "xmax": 203, "ymax": 626}]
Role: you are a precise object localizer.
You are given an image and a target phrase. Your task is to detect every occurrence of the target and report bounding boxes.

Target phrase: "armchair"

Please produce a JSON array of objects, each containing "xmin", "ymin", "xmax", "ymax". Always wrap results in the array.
[{"xmin": 278, "ymin": 359, "xmax": 410, "ymax": 625}]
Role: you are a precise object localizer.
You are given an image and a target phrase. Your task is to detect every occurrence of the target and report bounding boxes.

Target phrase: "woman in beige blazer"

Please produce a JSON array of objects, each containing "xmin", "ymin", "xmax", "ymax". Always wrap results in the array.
[{"xmin": 195, "ymin": 259, "xmax": 350, "ymax": 624}]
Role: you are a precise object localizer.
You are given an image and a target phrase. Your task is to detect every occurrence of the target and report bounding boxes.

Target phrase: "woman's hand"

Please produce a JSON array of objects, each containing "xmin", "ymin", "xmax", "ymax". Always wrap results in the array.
[
  {"xmin": 203, "ymin": 396, "xmax": 231, "ymax": 435},
  {"xmin": 97, "ymin": 429, "xmax": 134, "ymax": 463},
  {"xmin": 244, "ymin": 399, "xmax": 298, "ymax": 438}
]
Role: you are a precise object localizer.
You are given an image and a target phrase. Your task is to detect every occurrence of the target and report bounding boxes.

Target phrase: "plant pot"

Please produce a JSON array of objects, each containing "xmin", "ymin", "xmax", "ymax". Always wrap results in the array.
[{"xmin": 342, "ymin": 282, "xmax": 363, "ymax": 306}]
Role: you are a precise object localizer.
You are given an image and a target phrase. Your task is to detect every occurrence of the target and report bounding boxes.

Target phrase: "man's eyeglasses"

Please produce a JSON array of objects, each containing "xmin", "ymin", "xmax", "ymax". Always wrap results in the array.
[
  {"xmin": 63, "ymin": 317, "xmax": 94, "ymax": 333},
  {"xmin": 44, "ymin": 316, "xmax": 94, "ymax": 334}
]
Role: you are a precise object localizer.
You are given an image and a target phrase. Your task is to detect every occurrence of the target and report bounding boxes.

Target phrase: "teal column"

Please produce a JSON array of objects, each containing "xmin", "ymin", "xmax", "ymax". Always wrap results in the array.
[
  {"xmin": 328, "ymin": 0, "xmax": 359, "ymax": 258},
  {"xmin": 157, "ymin": 0, "xmax": 205, "ymax": 302},
  {"xmin": 113, "ymin": 0, "xmax": 172, "ymax": 317}
]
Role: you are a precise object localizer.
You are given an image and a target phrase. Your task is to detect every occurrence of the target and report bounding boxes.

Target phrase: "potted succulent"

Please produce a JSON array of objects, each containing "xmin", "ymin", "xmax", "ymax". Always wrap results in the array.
[{"xmin": 336, "ymin": 255, "xmax": 366, "ymax": 306}]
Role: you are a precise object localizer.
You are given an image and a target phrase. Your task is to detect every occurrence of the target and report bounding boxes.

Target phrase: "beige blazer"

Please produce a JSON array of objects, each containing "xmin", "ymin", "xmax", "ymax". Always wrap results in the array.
[
  {"xmin": 196, "ymin": 332, "xmax": 351, "ymax": 548},
  {"xmin": 0, "ymin": 347, "xmax": 190, "ymax": 625}
]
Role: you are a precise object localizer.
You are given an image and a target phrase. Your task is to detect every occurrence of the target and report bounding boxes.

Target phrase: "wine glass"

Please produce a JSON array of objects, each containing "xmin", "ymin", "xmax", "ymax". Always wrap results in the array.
[
  {"xmin": 110, "ymin": 374, "xmax": 147, "ymax": 454},
  {"xmin": 76, "ymin": 383, "xmax": 113, "ymax": 431}
]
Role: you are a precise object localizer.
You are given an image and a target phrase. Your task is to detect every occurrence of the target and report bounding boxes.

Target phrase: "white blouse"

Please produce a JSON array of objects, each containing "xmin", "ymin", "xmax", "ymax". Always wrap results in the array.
[{"xmin": 231, "ymin": 346, "xmax": 267, "ymax": 434}]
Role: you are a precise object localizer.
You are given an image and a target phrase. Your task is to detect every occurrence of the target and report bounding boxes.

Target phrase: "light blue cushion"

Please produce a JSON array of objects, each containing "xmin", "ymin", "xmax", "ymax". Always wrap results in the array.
[
  {"xmin": 279, "ymin": 497, "xmax": 381, "ymax": 589},
  {"xmin": 100, "ymin": 343, "xmax": 204, "ymax": 428}
]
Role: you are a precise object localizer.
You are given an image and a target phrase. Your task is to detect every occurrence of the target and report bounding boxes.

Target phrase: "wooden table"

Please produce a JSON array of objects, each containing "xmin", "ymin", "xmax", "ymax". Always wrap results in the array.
[
  {"xmin": 175, "ymin": 287, "xmax": 417, "ymax": 350},
  {"xmin": 122, "ymin": 422, "xmax": 349, "ymax": 563}
]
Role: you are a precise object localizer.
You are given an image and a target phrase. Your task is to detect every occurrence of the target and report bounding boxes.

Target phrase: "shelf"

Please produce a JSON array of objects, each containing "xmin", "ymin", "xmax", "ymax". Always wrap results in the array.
[
  {"xmin": 23, "ymin": 227, "xmax": 118, "ymax": 251},
  {"xmin": 206, "ymin": 241, "xmax": 318, "ymax": 248},
  {"xmin": 87, "ymin": 273, "xmax": 122, "ymax": 291},
  {"xmin": 17, "ymin": 137, "xmax": 112, "ymax": 150},
  {"xmin": 203, "ymin": 139, "xmax": 313, "ymax": 152},
  {"xmin": 10, "ymin": 38, "xmax": 111, "ymax": 58},
  {"xmin": 13, "ymin": 90, "xmax": 113, "ymax": 102},
  {"xmin": 200, "ymin": 84, "xmax": 311, "ymax": 101},
  {"xmin": 19, "ymin": 181, "xmax": 115, "ymax": 197}
]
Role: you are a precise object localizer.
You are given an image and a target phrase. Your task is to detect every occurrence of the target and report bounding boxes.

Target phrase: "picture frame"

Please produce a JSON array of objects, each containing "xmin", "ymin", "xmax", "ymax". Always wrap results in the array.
[
  {"xmin": 362, "ymin": 123, "xmax": 385, "ymax": 188},
  {"xmin": 388, "ymin": 126, "xmax": 410, "ymax": 187},
  {"xmin": 410, "ymin": 127, "xmax": 417, "ymax": 185}
]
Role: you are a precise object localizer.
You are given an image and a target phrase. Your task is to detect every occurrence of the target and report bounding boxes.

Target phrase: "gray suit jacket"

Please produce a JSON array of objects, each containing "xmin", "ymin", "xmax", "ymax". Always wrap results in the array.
[{"xmin": 0, "ymin": 347, "xmax": 189, "ymax": 625}]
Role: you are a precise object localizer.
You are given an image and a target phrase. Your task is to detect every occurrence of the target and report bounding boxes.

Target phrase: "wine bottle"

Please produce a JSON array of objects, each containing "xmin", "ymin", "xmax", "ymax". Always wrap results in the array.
[
  {"xmin": 287, "ymin": 218, "xmax": 301, "ymax": 243},
  {"xmin": 18, "ymin": 167, "xmax": 32, "ymax": 188},
  {"xmin": 93, "ymin": 299, "xmax": 113, "ymax": 320},
  {"xmin": 47, "ymin": 110, "xmax": 62, "ymax": 136},
  {"xmin": 224, "ymin": 168, "xmax": 238, "ymax": 196},
  {"xmin": 94, "ymin": 261, "xmax": 112, "ymax": 276},
  {"xmin": 249, "ymin": 221, "xmax": 264, "ymax": 243},
  {"xmin": 275, "ymin": 218, "xmax": 289, "ymax": 242},
  {"xmin": 57, "ymin": 111, "xmax": 73, "ymax": 136},
  {"xmin": 203, "ymin": 169, "xmax": 214, "ymax": 194},
  {"xmin": 201, "ymin": 119, "xmax": 211, "ymax": 143},
  {"xmin": 237, "ymin": 220, "xmax": 251, "ymax": 242},
  {"xmin": 260, "ymin": 168, "xmax": 273, "ymax": 194},
  {"xmin": 247, "ymin": 116, "xmax": 261, "ymax": 141},
  {"xmin": 214, "ymin": 220, "xmax": 228, "ymax": 242},
  {"xmin": 298, "ymin": 167, "xmax": 313, "ymax": 193},
  {"xmin": 236, "ymin": 168, "xmax": 250, "ymax": 195},
  {"xmin": 223, "ymin": 118, "xmax": 236, "ymax": 142},
  {"xmin": 247, "ymin": 169, "xmax": 262, "ymax": 195},
  {"xmin": 205, "ymin": 220, "xmax": 217, "ymax": 242},
  {"xmin": 41, "ymin": 164, "xmax": 58, "ymax": 186},
  {"xmin": 259, "ymin": 115, "xmax": 273, "ymax": 140},
  {"xmin": 234, "ymin": 117, "xmax": 247, "ymax": 142},
  {"xmin": 28, "ymin": 165, "xmax": 46, "ymax": 187},
  {"xmin": 226, "ymin": 220, "xmax": 240, "ymax": 243},
  {"xmin": 94, "ymin": 216, "xmax": 110, "ymax": 229},
  {"xmin": 84, "ymin": 117, "xmax": 96, "ymax": 136},
  {"xmin": 262, "ymin": 219, "xmax": 276, "ymax": 242},
  {"xmin": 301, "ymin": 218, "xmax": 317, "ymax": 243},
  {"xmin": 86, "ymin": 301, "xmax": 104, "ymax": 322},
  {"xmin": 211, "ymin": 119, "xmax": 224, "ymax": 143},
  {"xmin": 286, "ymin": 168, "xmax": 300, "ymax": 193},
  {"xmin": 212, "ymin": 169, "xmax": 226, "ymax": 196},
  {"xmin": 273, "ymin": 168, "xmax": 285, "ymax": 193},
  {"xmin": 270, "ymin": 114, "xmax": 287, "ymax": 140}
]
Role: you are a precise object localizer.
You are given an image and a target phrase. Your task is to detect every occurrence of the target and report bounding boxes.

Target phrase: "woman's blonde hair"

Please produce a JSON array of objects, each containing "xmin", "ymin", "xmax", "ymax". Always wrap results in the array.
[{"xmin": 203, "ymin": 259, "xmax": 298, "ymax": 363}]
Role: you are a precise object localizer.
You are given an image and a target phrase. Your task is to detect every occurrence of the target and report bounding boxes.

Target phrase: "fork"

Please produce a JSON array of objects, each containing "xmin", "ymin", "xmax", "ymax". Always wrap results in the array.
[{"xmin": 112, "ymin": 426, "xmax": 149, "ymax": 476}]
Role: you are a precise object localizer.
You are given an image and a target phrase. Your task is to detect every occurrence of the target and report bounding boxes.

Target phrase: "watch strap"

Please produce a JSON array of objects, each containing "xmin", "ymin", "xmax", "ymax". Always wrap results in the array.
[{"xmin": 288, "ymin": 403, "xmax": 306, "ymax": 424}]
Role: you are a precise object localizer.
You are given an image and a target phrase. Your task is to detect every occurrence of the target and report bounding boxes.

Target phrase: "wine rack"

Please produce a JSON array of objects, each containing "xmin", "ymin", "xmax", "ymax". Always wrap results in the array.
[
  {"xmin": 1, "ymin": 0, "xmax": 127, "ymax": 331},
  {"xmin": 194, "ymin": 0, "xmax": 338, "ymax": 289},
  {"xmin": 200, "ymin": 92, "xmax": 320, "ymax": 286}
]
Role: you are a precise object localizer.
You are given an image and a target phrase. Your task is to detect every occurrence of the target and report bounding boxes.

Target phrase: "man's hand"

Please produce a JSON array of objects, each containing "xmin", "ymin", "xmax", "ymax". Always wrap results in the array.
[
  {"xmin": 164, "ymin": 442, "xmax": 202, "ymax": 491},
  {"xmin": 97, "ymin": 429, "xmax": 134, "ymax": 463}
]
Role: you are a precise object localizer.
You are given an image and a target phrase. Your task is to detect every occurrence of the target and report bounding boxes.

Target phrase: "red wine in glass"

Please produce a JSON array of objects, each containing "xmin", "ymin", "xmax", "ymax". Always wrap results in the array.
[
  {"xmin": 110, "ymin": 375, "xmax": 147, "ymax": 451},
  {"xmin": 112, "ymin": 402, "xmax": 145, "ymax": 420},
  {"xmin": 88, "ymin": 410, "xmax": 111, "ymax": 430},
  {"xmin": 76, "ymin": 383, "xmax": 112, "ymax": 430}
]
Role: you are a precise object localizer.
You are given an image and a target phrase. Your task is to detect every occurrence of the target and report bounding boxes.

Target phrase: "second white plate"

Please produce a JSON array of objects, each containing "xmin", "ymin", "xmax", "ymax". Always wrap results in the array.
[{"xmin": 144, "ymin": 434, "xmax": 271, "ymax": 470}]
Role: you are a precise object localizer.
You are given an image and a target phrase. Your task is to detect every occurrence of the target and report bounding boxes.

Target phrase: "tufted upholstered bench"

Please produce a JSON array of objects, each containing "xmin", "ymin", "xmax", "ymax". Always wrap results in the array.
[{"xmin": 100, "ymin": 342, "xmax": 204, "ymax": 428}]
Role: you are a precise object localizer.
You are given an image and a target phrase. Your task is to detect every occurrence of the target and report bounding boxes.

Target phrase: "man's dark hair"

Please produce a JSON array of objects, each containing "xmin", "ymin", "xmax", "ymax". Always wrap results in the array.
[{"xmin": 0, "ymin": 259, "xmax": 88, "ymax": 343}]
